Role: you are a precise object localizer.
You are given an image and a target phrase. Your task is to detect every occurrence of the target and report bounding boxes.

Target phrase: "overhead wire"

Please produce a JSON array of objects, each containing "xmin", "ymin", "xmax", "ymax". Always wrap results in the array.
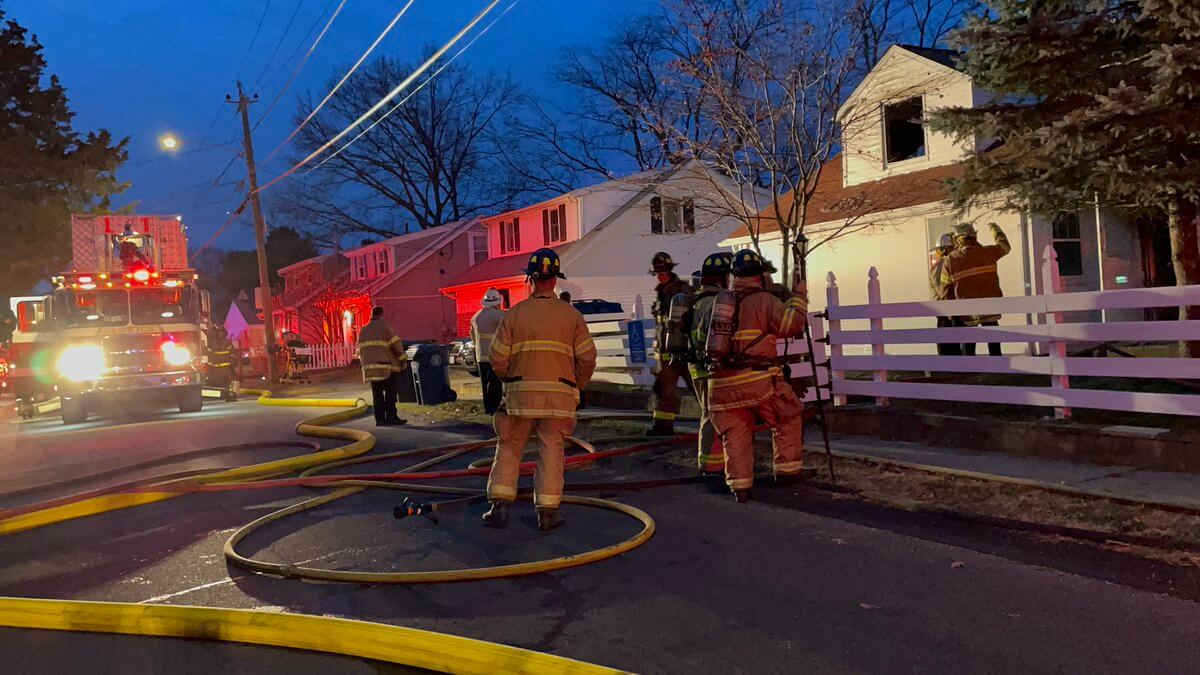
[
  {"xmin": 236, "ymin": 0, "xmax": 275, "ymax": 78},
  {"xmin": 263, "ymin": 0, "xmax": 418, "ymax": 163},
  {"xmin": 256, "ymin": 0, "xmax": 505, "ymax": 194},
  {"xmin": 253, "ymin": 0, "xmax": 306, "ymax": 89},
  {"xmin": 252, "ymin": 0, "xmax": 347, "ymax": 133},
  {"xmin": 311, "ymin": 0, "xmax": 520, "ymax": 172},
  {"xmin": 261, "ymin": 0, "xmax": 338, "ymax": 90}
]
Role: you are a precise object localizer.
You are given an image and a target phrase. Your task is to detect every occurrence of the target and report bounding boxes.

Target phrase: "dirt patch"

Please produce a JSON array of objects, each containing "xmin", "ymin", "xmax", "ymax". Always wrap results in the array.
[{"xmin": 658, "ymin": 440, "xmax": 1200, "ymax": 562}]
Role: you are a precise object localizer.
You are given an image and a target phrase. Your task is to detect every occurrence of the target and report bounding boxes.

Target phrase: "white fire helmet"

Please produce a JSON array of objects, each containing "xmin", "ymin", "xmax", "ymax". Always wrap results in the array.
[{"xmin": 481, "ymin": 288, "xmax": 503, "ymax": 308}]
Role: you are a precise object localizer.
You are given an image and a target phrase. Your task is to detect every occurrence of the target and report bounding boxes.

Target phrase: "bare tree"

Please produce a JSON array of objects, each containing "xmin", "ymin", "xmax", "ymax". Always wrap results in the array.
[
  {"xmin": 288, "ymin": 52, "xmax": 527, "ymax": 244},
  {"xmin": 901, "ymin": 0, "xmax": 980, "ymax": 48}
]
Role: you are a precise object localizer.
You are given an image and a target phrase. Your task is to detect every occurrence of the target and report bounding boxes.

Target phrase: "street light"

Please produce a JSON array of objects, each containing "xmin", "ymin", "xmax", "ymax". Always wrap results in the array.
[{"xmin": 159, "ymin": 133, "xmax": 180, "ymax": 152}]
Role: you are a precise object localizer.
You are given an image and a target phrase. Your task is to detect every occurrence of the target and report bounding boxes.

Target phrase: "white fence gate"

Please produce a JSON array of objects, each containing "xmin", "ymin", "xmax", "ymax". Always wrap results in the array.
[
  {"xmin": 296, "ymin": 343, "xmax": 357, "ymax": 371},
  {"xmin": 825, "ymin": 245, "xmax": 1200, "ymax": 418}
]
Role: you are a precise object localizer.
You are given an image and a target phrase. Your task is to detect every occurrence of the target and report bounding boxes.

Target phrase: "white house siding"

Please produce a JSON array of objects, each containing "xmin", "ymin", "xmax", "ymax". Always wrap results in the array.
[
  {"xmin": 841, "ymin": 48, "xmax": 974, "ymax": 187},
  {"xmin": 559, "ymin": 163, "xmax": 757, "ymax": 317}
]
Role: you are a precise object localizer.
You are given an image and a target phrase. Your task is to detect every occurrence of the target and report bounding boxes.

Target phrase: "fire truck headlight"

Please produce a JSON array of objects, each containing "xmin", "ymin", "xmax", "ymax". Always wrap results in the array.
[
  {"xmin": 161, "ymin": 341, "xmax": 192, "ymax": 367},
  {"xmin": 56, "ymin": 344, "xmax": 106, "ymax": 382}
]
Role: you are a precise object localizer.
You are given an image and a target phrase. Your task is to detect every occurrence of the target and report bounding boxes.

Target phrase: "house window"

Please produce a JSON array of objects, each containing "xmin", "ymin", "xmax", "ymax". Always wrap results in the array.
[
  {"xmin": 375, "ymin": 249, "xmax": 390, "ymax": 276},
  {"xmin": 470, "ymin": 234, "xmax": 489, "ymax": 264},
  {"xmin": 651, "ymin": 196, "xmax": 683, "ymax": 234},
  {"xmin": 352, "ymin": 255, "xmax": 368, "ymax": 281},
  {"xmin": 682, "ymin": 199, "xmax": 695, "ymax": 234},
  {"xmin": 926, "ymin": 214, "xmax": 958, "ymax": 251},
  {"xmin": 543, "ymin": 204, "xmax": 567, "ymax": 244},
  {"xmin": 1052, "ymin": 212, "xmax": 1084, "ymax": 277},
  {"xmin": 500, "ymin": 217, "xmax": 521, "ymax": 254},
  {"xmin": 498, "ymin": 288, "xmax": 511, "ymax": 309},
  {"xmin": 883, "ymin": 96, "xmax": 926, "ymax": 164},
  {"xmin": 650, "ymin": 197, "xmax": 663, "ymax": 234}
]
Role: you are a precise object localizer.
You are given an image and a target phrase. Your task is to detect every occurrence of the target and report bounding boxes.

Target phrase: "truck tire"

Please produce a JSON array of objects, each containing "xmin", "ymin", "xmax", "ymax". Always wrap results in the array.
[
  {"xmin": 178, "ymin": 385, "xmax": 203, "ymax": 413},
  {"xmin": 60, "ymin": 395, "xmax": 87, "ymax": 425}
]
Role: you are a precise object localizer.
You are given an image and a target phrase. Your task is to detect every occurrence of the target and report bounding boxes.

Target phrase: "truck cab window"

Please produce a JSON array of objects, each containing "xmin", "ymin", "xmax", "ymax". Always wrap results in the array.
[{"xmin": 60, "ymin": 289, "xmax": 129, "ymax": 326}]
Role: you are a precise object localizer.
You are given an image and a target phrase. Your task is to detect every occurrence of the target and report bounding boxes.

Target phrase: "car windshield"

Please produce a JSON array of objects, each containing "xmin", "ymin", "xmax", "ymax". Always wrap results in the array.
[
  {"xmin": 59, "ymin": 289, "xmax": 129, "ymax": 326},
  {"xmin": 130, "ymin": 287, "xmax": 197, "ymax": 325}
]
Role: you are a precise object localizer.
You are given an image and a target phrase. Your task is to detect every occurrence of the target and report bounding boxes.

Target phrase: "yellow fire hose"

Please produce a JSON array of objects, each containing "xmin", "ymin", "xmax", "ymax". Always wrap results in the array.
[{"xmin": 0, "ymin": 386, "xmax": 651, "ymax": 674}]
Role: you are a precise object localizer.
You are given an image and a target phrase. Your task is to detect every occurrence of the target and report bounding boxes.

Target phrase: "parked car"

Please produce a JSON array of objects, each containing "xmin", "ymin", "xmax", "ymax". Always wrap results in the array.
[
  {"xmin": 447, "ymin": 339, "xmax": 470, "ymax": 365},
  {"xmin": 461, "ymin": 338, "xmax": 479, "ymax": 376},
  {"xmin": 572, "ymin": 299, "xmax": 624, "ymax": 320}
]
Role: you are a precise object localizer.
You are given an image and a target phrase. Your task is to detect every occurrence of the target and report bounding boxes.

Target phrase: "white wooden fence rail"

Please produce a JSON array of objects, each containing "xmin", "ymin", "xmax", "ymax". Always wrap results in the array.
[{"xmin": 825, "ymin": 245, "xmax": 1200, "ymax": 418}]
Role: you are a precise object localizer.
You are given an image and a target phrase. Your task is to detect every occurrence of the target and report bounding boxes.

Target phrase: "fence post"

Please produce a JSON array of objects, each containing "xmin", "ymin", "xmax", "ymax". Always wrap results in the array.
[
  {"xmin": 1041, "ymin": 245, "xmax": 1071, "ymax": 419},
  {"xmin": 825, "ymin": 271, "xmax": 847, "ymax": 406},
  {"xmin": 867, "ymin": 266, "xmax": 889, "ymax": 406}
]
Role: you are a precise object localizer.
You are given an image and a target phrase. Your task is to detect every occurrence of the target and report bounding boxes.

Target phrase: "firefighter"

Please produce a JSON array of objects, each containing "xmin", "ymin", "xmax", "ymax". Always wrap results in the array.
[
  {"xmin": 707, "ymin": 249, "xmax": 809, "ymax": 503},
  {"xmin": 482, "ymin": 248, "xmax": 596, "ymax": 532},
  {"xmin": 929, "ymin": 234, "xmax": 961, "ymax": 356},
  {"xmin": 942, "ymin": 222, "xmax": 1010, "ymax": 356},
  {"xmin": 471, "ymin": 288, "xmax": 506, "ymax": 415},
  {"xmin": 647, "ymin": 251, "xmax": 693, "ymax": 436},
  {"xmin": 688, "ymin": 252, "xmax": 732, "ymax": 476},
  {"xmin": 358, "ymin": 306, "xmax": 409, "ymax": 427},
  {"xmin": 205, "ymin": 326, "xmax": 237, "ymax": 401}
]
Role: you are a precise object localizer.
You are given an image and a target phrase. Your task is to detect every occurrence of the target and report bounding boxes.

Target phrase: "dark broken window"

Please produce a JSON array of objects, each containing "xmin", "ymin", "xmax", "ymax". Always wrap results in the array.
[{"xmin": 884, "ymin": 96, "xmax": 926, "ymax": 164}]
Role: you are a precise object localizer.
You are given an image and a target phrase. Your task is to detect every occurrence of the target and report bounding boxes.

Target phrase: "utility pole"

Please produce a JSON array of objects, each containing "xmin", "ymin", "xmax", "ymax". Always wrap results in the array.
[{"xmin": 231, "ymin": 81, "xmax": 278, "ymax": 385}]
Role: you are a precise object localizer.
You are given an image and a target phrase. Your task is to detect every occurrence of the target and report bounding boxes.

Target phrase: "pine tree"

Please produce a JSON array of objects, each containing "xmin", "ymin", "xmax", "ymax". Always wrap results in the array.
[
  {"xmin": 931, "ymin": 0, "xmax": 1200, "ymax": 352},
  {"xmin": 0, "ymin": 5, "xmax": 128, "ymax": 296}
]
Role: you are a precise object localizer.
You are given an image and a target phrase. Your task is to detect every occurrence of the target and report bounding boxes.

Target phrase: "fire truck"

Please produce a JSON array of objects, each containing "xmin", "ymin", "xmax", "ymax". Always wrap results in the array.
[{"xmin": 11, "ymin": 215, "xmax": 212, "ymax": 424}]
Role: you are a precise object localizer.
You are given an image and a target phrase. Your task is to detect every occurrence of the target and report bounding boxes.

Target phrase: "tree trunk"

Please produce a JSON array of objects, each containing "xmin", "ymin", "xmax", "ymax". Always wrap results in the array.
[{"xmin": 1167, "ymin": 198, "xmax": 1200, "ymax": 357}]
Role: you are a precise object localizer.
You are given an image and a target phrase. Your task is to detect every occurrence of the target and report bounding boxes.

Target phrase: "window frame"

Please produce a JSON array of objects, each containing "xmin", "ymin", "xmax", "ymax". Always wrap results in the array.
[
  {"xmin": 1051, "ymin": 212, "xmax": 1085, "ymax": 277},
  {"xmin": 500, "ymin": 217, "xmax": 521, "ymax": 254},
  {"xmin": 882, "ymin": 94, "xmax": 928, "ymax": 166},
  {"xmin": 470, "ymin": 233, "xmax": 489, "ymax": 264},
  {"xmin": 374, "ymin": 248, "xmax": 390, "ymax": 277},
  {"xmin": 650, "ymin": 197, "xmax": 663, "ymax": 234},
  {"xmin": 352, "ymin": 254, "xmax": 368, "ymax": 281},
  {"xmin": 542, "ymin": 204, "xmax": 567, "ymax": 244},
  {"xmin": 682, "ymin": 198, "xmax": 695, "ymax": 234}
]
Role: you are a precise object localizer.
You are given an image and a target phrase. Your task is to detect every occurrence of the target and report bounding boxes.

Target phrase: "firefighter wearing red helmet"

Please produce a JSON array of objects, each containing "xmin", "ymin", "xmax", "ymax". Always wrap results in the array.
[
  {"xmin": 706, "ymin": 249, "xmax": 809, "ymax": 503},
  {"xmin": 482, "ymin": 248, "xmax": 596, "ymax": 532},
  {"xmin": 647, "ymin": 251, "xmax": 693, "ymax": 436}
]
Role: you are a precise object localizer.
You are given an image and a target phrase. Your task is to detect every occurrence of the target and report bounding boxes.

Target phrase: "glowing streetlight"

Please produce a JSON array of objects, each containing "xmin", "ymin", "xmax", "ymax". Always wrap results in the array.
[{"xmin": 159, "ymin": 133, "xmax": 180, "ymax": 152}]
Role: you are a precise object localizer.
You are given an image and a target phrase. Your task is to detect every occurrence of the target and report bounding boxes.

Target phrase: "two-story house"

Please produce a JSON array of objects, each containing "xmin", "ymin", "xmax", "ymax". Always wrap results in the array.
[
  {"xmin": 722, "ymin": 44, "xmax": 1155, "ymax": 350},
  {"xmin": 275, "ymin": 218, "xmax": 487, "ymax": 345},
  {"xmin": 440, "ymin": 160, "xmax": 767, "ymax": 335}
]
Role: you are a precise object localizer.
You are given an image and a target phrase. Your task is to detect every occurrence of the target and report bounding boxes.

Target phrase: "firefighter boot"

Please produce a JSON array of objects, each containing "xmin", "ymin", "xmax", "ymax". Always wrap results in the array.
[
  {"xmin": 481, "ymin": 502, "xmax": 510, "ymax": 528},
  {"xmin": 537, "ymin": 508, "xmax": 566, "ymax": 532},
  {"xmin": 732, "ymin": 489, "xmax": 752, "ymax": 504}
]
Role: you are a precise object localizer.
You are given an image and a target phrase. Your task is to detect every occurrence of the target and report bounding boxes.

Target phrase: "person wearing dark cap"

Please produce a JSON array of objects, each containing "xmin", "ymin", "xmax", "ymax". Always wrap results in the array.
[
  {"xmin": 482, "ymin": 248, "xmax": 596, "ymax": 532},
  {"xmin": 647, "ymin": 251, "xmax": 693, "ymax": 436},
  {"xmin": 357, "ymin": 306, "xmax": 408, "ymax": 427}
]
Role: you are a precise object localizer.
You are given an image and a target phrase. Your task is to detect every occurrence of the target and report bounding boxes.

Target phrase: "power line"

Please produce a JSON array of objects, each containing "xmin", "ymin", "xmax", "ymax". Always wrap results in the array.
[
  {"xmin": 256, "ymin": 0, "xmax": 504, "ymax": 194},
  {"xmin": 262, "ymin": 0, "xmax": 417, "ymax": 163},
  {"xmin": 252, "ymin": 0, "xmax": 347, "ymax": 133},
  {"xmin": 237, "ymin": 0, "xmax": 274, "ymax": 77},
  {"xmin": 253, "ymin": 0, "xmax": 306, "ymax": 88},
  {"xmin": 312, "ymin": 0, "xmax": 520, "ymax": 171},
  {"xmin": 260, "ymin": 0, "xmax": 338, "ymax": 90}
]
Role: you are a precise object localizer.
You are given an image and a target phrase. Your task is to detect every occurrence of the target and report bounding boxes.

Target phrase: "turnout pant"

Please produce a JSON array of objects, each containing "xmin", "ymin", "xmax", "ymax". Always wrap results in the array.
[
  {"xmin": 710, "ymin": 379, "xmax": 805, "ymax": 491},
  {"xmin": 651, "ymin": 357, "xmax": 692, "ymax": 427},
  {"xmin": 487, "ymin": 412, "xmax": 577, "ymax": 510},
  {"xmin": 370, "ymin": 372, "xmax": 400, "ymax": 423},
  {"xmin": 935, "ymin": 316, "xmax": 962, "ymax": 356},
  {"xmin": 960, "ymin": 319, "xmax": 1002, "ymax": 356},
  {"xmin": 691, "ymin": 375, "xmax": 725, "ymax": 473},
  {"xmin": 479, "ymin": 362, "xmax": 503, "ymax": 415}
]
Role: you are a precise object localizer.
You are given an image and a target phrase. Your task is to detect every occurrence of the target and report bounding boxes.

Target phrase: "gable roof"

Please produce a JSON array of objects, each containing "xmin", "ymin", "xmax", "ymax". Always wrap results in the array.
[
  {"xmin": 728, "ymin": 155, "xmax": 964, "ymax": 239},
  {"xmin": 230, "ymin": 294, "xmax": 262, "ymax": 325},
  {"xmin": 895, "ymin": 44, "xmax": 961, "ymax": 71}
]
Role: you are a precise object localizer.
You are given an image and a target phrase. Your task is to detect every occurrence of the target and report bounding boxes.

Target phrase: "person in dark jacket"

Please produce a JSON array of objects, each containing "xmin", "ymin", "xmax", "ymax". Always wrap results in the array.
[{"xmin": 943, "ymin": 222, "xmax": 1011, "ymax": 356}]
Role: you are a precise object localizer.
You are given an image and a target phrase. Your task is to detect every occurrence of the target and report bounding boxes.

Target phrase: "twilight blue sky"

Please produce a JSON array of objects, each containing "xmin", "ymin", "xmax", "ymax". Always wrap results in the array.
[{"xmin": 7, "ymin": 0, "xmax": 647, "ymax": 250}]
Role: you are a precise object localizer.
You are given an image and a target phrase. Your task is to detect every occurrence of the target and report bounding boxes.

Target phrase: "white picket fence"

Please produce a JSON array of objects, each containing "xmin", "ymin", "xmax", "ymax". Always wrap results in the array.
[
  {"xmin": 295, "ymin": 343, "xmax": 357, "ymax": 371},
  {"xmin": 825, "ymin": 245, "xmax": 1200, "ymax": 418},
  {"xmin": 585, "ymin": 310, "xmax": 830, "ymax": 402}
]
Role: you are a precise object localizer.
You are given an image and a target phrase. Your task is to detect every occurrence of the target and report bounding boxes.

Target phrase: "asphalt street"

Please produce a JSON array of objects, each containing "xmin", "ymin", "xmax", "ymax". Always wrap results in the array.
[{"xmin": 1, "ymin": 393, "xmax": 1198, "ymax": 674}]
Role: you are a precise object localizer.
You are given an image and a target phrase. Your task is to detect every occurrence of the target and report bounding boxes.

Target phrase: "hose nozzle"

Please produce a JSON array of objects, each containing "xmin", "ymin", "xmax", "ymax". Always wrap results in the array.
[{"xmin": 392, "ymin": 497, "xmax": 438, "ymax": 524}]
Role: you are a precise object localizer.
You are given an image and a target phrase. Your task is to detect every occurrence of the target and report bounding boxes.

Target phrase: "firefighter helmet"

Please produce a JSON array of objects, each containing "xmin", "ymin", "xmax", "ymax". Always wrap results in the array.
[
  {"xmin": 701, "ymin": 252, "xmax": 733, "ymax": 277},
  {"xmin": 481, "ymin": 288, "xmax": 503, "ymax": 307},
  {"xmin": 524, "ymin": 248, "xmax": 566, "ymax": 279},
  {"xmin": 731, "ymin": 249, "xmax": 769, "ymax": 277},
  {"xmin": 648, "ymin": 251, "xmax": 676, "ymax": 274}
]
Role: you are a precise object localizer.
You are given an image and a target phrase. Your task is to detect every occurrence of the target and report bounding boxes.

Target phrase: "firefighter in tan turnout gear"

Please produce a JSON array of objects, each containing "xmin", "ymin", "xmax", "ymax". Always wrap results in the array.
[
  {"xmin": 706, "ymin": 249, "xmax": 809, "ymax": 503},
  {"xmin": 941, "ymin": 222, "xmax": 1011, "ymax": 356},
  {"xmin": 357, "ymin": 306, "xmax": 409, "ymax": 427},
  {"xmin": 482, "ymin": 248, "xmax": 597, "ymax": 532},
  {"xmin": 471, "ymin": 288, "xmax": 506, "ymax": 415},
  {"xmin": 647, "ymin": 251, "xmax": 693, "ymax": 436}
]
